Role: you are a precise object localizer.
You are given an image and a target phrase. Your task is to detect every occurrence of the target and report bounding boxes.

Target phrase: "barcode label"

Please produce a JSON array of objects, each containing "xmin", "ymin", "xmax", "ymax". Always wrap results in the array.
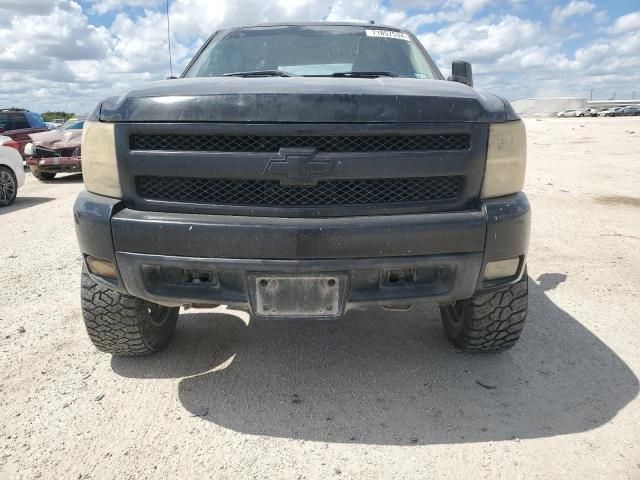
[{"xmin": 365, "ymin": 29, "xmax": 411, "ymax": 41}]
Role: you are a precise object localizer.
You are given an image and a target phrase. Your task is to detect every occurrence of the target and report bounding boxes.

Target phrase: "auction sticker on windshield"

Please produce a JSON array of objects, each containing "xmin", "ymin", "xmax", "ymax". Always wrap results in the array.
[{"xmin": 365, "ymin": 29, "xmax": 411, "ymax": 41}]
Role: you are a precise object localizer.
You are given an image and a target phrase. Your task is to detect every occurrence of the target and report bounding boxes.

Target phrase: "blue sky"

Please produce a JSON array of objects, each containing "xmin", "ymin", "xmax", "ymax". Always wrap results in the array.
[{"xmin": 1, "ymin": 0, "xmax": 639, "ymax": 113}]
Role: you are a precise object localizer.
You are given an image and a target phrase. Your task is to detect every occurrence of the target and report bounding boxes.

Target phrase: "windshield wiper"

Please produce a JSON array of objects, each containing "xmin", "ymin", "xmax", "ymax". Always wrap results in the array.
[
  {"xmin": 223, "ymin": 70, "xmax": 297, "ymax": 77},
  {"xmin": 329, "ymin": 71, "xmax": 399, "ymax": 78}
]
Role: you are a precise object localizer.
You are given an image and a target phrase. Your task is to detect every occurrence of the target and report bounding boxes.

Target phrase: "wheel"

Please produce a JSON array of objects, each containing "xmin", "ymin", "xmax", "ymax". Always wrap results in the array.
[
  {"xmin": 440, "ymin": 270, "xmax": 528, "ymax": 352},
  {"xmin": 0, "ymin": 166, "xmax": 18, "ymax": 207},
  {"xmin": 81, "ymin": 264, "xmax": 179, "ymax": 356},
  {"xmin": 29, "ymin": 167, "xmax": 56, "ymax": 180}
]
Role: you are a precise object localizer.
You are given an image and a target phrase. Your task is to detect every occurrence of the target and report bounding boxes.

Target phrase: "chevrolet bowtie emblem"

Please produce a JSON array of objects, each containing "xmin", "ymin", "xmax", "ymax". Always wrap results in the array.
[{"xmin": 264, "ymin": 148, "xmax": 335, "ymax": 185}]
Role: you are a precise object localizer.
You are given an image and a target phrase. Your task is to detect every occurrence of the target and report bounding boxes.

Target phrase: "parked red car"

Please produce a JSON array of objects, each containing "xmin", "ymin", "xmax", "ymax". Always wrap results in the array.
[{"xmin": 0, "ymin": 108, "xmax": 48, "ymax": 159}]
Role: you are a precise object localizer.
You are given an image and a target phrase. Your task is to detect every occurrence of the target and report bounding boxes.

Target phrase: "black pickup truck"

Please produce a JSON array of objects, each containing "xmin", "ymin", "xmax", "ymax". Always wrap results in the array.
[{"xmin": 74, "ymin": 23, "xmax": 530, "ymax": 356}]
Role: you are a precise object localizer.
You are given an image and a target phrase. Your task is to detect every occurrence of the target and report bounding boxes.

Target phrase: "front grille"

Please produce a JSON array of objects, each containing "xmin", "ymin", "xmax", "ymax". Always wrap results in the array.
[
  {"xmin": 130, "ymin": 133, "xmax": 470, "ymax": 153},
  {"xmin": 136, "ymin": 176, "xmax": 465, "ymax": 207},
  {"xmin": 33, "ymin": 146, "xmax": 79, "ymax": 158}
]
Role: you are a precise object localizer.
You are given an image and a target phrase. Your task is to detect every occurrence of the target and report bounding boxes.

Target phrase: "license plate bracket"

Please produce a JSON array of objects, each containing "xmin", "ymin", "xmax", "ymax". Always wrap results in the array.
[{"xmin": 251, "ymin": 274, "xmax": 345, "ymax": 317}]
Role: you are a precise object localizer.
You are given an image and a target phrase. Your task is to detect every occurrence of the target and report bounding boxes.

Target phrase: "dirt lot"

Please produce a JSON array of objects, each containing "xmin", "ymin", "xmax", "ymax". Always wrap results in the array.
[{"xmin": 1, "ymin": 117, "xmax": 639, "ymax": 479}]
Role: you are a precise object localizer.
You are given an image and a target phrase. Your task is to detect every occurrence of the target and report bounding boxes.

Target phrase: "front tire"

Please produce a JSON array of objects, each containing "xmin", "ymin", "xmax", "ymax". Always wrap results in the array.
[
  {"xmin": 81, "ymin": 265, "xmax": 179, "ymax": 356},
  {"xmin": 30, "ymin": 167, "xmax": 56, "ymax": 180},
  {"xmin": 0, "ymin": 166, "xmax": 17, "ymax": 207},
  {"xmin": 440, "ymin": 271, "xmax": 528, "ymax": 352}
]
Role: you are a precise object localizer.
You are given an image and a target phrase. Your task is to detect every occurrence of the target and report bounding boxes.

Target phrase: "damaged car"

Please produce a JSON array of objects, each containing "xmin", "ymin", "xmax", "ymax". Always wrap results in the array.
[{"xmin": 24, "ymin": 117, "xmax": 84, "ymax": 180}]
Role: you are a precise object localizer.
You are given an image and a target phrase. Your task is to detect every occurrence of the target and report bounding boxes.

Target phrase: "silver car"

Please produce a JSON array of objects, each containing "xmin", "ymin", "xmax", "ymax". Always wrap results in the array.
[{"xmin": 598, "ymin": 107, "xmax": 624, "ymax": 117}]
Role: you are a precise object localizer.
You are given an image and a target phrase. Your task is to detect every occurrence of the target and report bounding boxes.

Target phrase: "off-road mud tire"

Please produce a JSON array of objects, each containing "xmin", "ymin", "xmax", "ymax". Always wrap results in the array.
[
  {"xmin": 440, "ymin": 271, "xmax": 528, "ymax": 352},
  {"xmin": 81, "ymin": 265, "xmax": 179, "ymax": 356}
]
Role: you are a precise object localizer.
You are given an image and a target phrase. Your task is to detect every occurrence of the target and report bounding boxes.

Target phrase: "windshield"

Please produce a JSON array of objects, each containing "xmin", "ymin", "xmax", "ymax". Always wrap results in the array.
[
  {"xmin": 184, "ymin": 25, "xmax": 440, "ymax": 79},
  {"xmin": 62, "ymin": 119, "xmax": 85, "ymax": 130},
  {"xmin": 25, "ymin": 112, "xmax": 46, "ymax": 129}
]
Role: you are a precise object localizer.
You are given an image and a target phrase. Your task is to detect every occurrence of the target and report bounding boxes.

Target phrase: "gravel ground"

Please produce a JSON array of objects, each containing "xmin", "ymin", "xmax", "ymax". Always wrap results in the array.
[{"xmin": 1, "ymin": 117, "xmax": 639, "ymax": 479}]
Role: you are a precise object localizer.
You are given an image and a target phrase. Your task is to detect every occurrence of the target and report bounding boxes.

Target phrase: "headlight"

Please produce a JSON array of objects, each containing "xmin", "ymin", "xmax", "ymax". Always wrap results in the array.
[
  {"xmin": 24, "ymin": 143, "xmax": 35, "ymax": 156},
  {"xmin": 81, "ymin": 120, "xmax": 121, "ymax": 198},
  {"xmin": 481, "ymin": 120, "xmax": 527, "ymax": 199}
]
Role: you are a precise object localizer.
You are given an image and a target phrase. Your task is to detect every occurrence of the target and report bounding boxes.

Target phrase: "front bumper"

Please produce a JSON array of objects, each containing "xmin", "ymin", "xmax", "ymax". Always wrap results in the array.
[
  {"xmin": 74, "ymin": 191, "xmax": 530, "ymax": 314},
  {"xmin": 26, "ymin": 156, "xmax": 81, "ymax": 173}
]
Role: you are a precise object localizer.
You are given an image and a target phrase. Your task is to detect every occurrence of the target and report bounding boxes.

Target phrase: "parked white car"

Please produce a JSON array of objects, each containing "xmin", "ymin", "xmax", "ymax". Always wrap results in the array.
[
  {"xmin": 0, "ymin": 135, "xmax": 25, "ymax": 207},
  {"xmin": 556, "ymin": 109, "xmax": 577, "ymax": 117},
  {"xmin": 574, "ymin": 108, "xmax": 599, "ymax": 117}
]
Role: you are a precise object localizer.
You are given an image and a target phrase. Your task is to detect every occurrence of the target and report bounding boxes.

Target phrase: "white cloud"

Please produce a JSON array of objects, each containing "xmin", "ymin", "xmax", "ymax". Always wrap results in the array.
[
  {"xmin": 418, "ymin": 10, "xmax": 640, "ymax": 101},
  {"xmin": 593, "ymin": 10, "xmax": 608, "ymax": 25},
  {"xmin": 419, "ymin": 15, "xmax": 542, "ymax": 63},
  {"xmin": 85, "ymin": 0, "xmax": 161, "ymax": 15},
  {"xmin": 0, "ymin": 0, "xmax": 54, "ymax": 15},
  {"xmin": 611, "ymin": 11, "xmax": 640, "ymax": 34},
  {"xmin": 0, "ymin": 1, "xmax": 111, "ymax": 70},
  {"xmin": 552, "ymin": 1, "xmax": 595, "ymax": 23}
]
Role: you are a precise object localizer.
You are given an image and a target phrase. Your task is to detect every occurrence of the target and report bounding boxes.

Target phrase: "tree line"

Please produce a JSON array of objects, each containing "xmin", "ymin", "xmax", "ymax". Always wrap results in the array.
[{"xmin": 41, "ymin": 111, "xmax": 76, "ymax": 122}]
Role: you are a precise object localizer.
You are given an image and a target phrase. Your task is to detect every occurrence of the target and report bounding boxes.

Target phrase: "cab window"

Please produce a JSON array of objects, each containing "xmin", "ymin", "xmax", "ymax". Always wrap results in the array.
[
  {"xmin": 0, "ymin": 114, "xmax": 10, "ymax": 130},
  {"xmin": 10, "ymin": 114, "xmax": 30, "ymax": 130}
]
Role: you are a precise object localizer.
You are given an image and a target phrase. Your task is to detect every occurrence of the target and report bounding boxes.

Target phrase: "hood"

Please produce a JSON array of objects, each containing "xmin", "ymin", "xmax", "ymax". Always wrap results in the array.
[
  {"xmin": 98, "ymin": 77, "xmax": 515, "ymax": 123},
  {"xmin": 29, "ymin": 129, "xmax": 82, "ymax": 149}
]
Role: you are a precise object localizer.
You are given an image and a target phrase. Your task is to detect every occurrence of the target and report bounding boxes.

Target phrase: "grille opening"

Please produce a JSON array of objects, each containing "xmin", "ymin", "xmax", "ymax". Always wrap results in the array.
[
  {"xmin": 33, "ymin": 146, "xmax": 80, "ymax": 158},
  {"xmin": 130, "ymin": 133, "xmax": 470, "ymax": 153},
  {"xmin": 136, "ymin": 175, "xmax": 465, "ymax": 208},
  {"xmin": 383, "ymin": 269, "xmax": 417, "ymax": 286},
  {"xmin": 185, "ymin": 270, "xmax": 215, "ymax": 284},
  {"xmin": 143, "ymin": 265, "xmax": 220, "ymax": 287}
]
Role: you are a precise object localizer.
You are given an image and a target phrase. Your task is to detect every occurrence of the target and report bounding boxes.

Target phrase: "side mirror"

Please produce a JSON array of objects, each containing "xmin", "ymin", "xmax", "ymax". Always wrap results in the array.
[
  {"xmin": 0, "ymin": 127, "xmax": 5, "ymax": 134},
  {"xmin": 447, "ymin": 60, "xmax": 473, "ymax": 87}
]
